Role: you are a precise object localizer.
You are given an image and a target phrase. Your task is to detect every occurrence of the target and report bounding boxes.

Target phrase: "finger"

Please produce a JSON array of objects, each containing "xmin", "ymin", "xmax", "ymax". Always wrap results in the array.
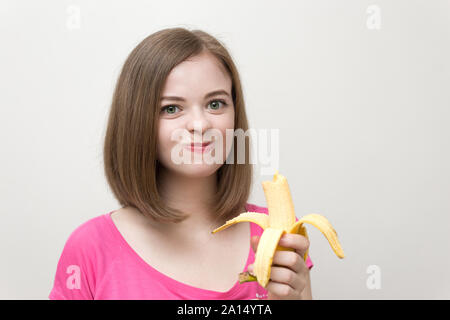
[
  {"xmin": 266, "ymin": 280, "xmax": 298, "ymax": 299},
  {"xmin": 272, "ymin": 250, "xmax": 306, "ymax": 274},
  {"xmin": 269, "ymin": 266, "xmax": 304, "ymax": 291},
  {"xmin": 250, "ymin": 235, "xmax": 260, "ymax": 253},
  {"xmin": 278, "ymin": 233, "xmax": 310, "ymax": 257}
]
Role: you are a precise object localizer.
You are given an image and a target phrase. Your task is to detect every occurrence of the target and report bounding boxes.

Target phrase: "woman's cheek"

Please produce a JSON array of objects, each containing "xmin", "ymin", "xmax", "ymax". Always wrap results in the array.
[
  {"xmin": 220, "ymin": 122, "xmax": 235, "ymax": 163},
  {"xmin": 156, "ymin": 126, "xmax": 174, "ymax": 164}
]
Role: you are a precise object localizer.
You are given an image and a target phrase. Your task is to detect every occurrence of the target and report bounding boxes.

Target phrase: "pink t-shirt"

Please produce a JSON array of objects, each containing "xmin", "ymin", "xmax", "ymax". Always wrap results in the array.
[{"xmin": 49, "ymin": 203, "xmax": 313, "ymax": 300}]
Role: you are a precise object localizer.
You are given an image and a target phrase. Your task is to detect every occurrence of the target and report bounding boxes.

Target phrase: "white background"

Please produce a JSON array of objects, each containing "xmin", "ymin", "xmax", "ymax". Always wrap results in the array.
[{"xmin": 0, "ymin": 0, "xmax": 449, "ymax": 299}]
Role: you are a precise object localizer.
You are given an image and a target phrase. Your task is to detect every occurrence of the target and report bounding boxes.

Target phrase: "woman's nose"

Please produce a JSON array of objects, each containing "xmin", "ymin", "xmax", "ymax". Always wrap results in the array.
[{"xmin": 186, "ymin": 107, "xmax": 212, "ymax": 134}]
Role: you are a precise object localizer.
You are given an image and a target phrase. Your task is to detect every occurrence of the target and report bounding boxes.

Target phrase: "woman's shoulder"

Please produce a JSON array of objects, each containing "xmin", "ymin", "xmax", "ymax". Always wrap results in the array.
[
  {"xmin": 49, "ymin": 212, "xmax": 116, "ymax": 300},
  {"xmin": 60, "ymin": 211, "xmax": 115, "ymax": 254}
]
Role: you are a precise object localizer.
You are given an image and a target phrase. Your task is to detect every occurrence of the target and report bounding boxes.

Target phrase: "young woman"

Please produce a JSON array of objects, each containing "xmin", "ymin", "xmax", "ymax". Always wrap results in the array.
[{"xmin": 49, "ymin": 27, "xmax": 313, "ymax": 300}]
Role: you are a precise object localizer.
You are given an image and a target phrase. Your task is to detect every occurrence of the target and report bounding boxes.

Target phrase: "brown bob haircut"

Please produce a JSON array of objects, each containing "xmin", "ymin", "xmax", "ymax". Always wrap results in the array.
[{"xmin": 103, "ymin": 27, "xmax": 253, "ymax": 225}]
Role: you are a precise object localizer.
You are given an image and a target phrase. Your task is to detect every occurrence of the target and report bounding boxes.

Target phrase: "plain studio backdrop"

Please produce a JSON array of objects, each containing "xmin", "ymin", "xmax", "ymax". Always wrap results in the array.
[{"xmin": 1, "ymin": 0, "xmax": 449, "ymax": 300}]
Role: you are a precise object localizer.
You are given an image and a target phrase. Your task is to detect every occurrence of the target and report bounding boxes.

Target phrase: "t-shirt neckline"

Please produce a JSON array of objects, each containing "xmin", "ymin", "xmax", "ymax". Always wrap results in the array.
[{"xmin": 104, "ymin": 203, "xmax": 254, "ymax": 299}]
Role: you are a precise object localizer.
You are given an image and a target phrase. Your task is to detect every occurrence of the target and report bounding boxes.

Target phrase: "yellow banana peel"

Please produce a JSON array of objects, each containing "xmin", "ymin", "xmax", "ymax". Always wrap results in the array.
[{"xmin": 211, "ymin": 171, "xmax": 345, "ymax": 288}]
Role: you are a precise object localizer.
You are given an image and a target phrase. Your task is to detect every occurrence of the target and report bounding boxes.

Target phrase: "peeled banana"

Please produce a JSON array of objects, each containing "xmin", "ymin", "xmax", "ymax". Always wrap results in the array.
[{"xmin": 211, "ymin": 171, "xmax": 345, "ymax": 288}]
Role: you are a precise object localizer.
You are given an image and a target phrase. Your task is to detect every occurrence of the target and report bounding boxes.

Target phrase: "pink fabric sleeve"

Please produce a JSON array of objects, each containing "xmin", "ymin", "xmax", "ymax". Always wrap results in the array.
[
  {"xmin": 49, "ymin": 222, "xmax": 97, "ymax": 300},
  {"xmin": 305, "ymin": 254, "xmax": 313, "ymax": 269}
]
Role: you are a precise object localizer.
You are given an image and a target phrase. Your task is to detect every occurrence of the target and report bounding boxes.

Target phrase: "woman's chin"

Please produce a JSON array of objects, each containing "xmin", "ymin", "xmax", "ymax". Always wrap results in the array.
[{"xmin": 172, "ymin": 162, "xmax": 221, "ymax": 178}]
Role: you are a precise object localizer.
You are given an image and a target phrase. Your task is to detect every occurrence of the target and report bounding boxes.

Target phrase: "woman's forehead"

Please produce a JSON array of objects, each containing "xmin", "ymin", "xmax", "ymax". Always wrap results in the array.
[{"xmin": 162, "ymin": 53, "xmax": 231, "ymax": 98}]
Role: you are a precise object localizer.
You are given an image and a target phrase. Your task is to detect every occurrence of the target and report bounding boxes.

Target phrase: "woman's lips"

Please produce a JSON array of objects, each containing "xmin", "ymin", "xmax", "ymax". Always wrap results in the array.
[{"xmin": 183, "ymin": 142, "xmax": 212, "ymax": 153}]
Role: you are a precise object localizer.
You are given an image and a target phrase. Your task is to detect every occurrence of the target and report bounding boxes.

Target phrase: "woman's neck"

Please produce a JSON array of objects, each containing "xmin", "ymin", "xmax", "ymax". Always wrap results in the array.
[{"xmin": 155, "ymin": 166, "xmax": 220, "ymax": 236}]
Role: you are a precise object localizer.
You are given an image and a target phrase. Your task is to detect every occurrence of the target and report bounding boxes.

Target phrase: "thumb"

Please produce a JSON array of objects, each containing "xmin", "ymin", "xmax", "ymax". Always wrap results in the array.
[{"xmin": 251, "ymin": 235, "xmax": 260, "ymax": 253}]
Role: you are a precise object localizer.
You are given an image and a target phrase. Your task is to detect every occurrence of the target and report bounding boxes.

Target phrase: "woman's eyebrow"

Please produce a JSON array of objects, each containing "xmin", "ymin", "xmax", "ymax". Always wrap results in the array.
[{"xmin": 161, "ymin": 89, "xmax": 230, "ymax": 102}]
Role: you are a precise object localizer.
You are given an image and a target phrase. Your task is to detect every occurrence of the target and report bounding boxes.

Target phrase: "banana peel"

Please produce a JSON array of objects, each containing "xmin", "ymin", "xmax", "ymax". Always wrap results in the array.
[{"xmin": 211, "ymin": 171, "xmax": 345, "ymax": 288}]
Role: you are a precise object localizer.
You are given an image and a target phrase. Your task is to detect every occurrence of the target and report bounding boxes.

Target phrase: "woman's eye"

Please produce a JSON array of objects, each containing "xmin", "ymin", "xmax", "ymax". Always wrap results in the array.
[
  {"xmin": 208, "ymin": 99, "xmax": 227, "ymax": 110},
  {"xmin": 161, "ymin": 105, "xmax": 180, "ymax": 114},
  {"xmin": 161, "ymin": 100, "xmax": 227, "ymax": 115}
]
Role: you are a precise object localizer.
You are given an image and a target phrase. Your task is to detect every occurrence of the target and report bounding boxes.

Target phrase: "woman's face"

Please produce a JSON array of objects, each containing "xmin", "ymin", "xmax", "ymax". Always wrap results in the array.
[{"xmin": 156, "ymin": 51, "xmax": 235, "ymax": 178}]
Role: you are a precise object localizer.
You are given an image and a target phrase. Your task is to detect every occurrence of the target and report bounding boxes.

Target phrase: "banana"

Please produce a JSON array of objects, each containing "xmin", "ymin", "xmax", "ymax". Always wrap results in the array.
[{"xmin": 211, "ymin": 171, "xmax": 345, "ymax": 288}]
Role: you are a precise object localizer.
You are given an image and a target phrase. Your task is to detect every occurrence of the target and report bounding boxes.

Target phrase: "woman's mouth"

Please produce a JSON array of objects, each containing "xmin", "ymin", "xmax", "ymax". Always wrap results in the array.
[{"xmin": 184, "ymin": 142, "xmax": 213, "ymax": 153}]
